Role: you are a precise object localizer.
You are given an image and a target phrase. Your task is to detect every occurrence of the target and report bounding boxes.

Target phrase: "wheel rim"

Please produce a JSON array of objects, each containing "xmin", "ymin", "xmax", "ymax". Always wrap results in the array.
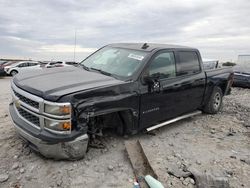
[
  {"xmin": 213, "ymin": 92, "xmax": 221, "ymax": 110},
  {"xmin": 11, "ymin": 71, "xmax": 17, "ymax": 76}
]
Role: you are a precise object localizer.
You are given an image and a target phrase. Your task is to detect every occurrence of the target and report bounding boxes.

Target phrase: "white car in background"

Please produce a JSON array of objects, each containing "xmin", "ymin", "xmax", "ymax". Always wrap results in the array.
[{"xmin": 4, "ymin": 61, "xmax": 41, "ymax": 76}]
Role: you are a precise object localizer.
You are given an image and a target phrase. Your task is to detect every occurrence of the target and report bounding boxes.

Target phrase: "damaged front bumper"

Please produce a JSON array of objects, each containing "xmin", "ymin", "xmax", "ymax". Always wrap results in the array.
[{"xmin": 9, "ymin": 103, "xmax": 88, "ymax": 160}]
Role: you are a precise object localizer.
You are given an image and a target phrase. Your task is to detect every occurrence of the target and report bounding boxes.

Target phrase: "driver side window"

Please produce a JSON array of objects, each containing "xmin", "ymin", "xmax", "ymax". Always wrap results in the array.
[{"xmin": 148, "ymin": 52, "xmax": 176, "ymax": 79}]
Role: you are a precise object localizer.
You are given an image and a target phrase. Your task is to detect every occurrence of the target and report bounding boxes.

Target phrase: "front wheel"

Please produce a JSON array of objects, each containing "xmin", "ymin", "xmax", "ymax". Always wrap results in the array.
[
  {"xmin": 203, "ymin": 86, "xmax": 223, "ymax": 114},
  {"xmin": 10, "ymin": 70, "xmax": 18, "ymax": 76}
]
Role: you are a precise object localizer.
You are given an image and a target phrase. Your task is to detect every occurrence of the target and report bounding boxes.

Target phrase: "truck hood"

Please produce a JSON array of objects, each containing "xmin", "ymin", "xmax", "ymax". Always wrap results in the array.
[{"xmin": 13, "ymin": 66, "xmax": 124, "ymax": 101}]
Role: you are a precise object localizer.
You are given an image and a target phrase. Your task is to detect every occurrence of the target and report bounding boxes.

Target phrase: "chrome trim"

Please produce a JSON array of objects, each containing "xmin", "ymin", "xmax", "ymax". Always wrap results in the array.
[
  {"xmin": 11, "ymin": 82, "xmax": 44, "ymax": 108},
  {"xmin": 43, "ymin": 100, "xmax": 71, "ymax": 119},
  {"xmin": 44, "ymin": 115, "xmax": 71, "ymax": 135},
  {"xmin": 44, "ymin": 127, "xmax": 71, "ymax": 135},
  {"xmin": 39, "ymin": 100, "xmax": 45, "ymax": 129},
  {"xmin": 10, "ymin": 113, "xmax": 89, "ymax": 159},
  {"xmin": 43, "ymin": 112, "xmax": 71, "ymax": 120},
  {"xmin": 147, "ymin": 110, "xmax": 202, "ymax": 132},
  {"xmin": 12, "ymin": 82, "xmax": 71, "ymax": 119},
  {"xmin": 11, "ymin": 82, "xmax": 43, "ymax": 111},
  {"xmin": 11, "ymin": 81, "xmax": 72, "ymax": 134},
  {"xmin": 13, "ymin": 104, "xmax": 41, "ymax": 130}
]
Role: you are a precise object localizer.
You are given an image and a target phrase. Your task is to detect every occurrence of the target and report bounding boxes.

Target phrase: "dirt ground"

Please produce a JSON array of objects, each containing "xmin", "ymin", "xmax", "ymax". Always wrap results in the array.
[{"xmin": 0, "ymin": 77, "xmax": 249, "ymax": 188}]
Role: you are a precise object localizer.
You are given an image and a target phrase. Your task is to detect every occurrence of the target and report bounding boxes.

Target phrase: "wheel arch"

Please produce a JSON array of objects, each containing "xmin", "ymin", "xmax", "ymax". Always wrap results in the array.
[
  {"xmin": 10, "ymin": 69, "xmax": 18, "ymax": 75},
  {"xmin": 77, "ymin": 108, "xmax": 138, "ymax": 135}
]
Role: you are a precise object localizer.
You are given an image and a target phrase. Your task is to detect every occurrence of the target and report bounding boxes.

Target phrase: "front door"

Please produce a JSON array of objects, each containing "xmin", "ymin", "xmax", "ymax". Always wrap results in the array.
[
  {"xmin": 139, "ymin": 50, "xmax": 206, "ymax": 129},
  {"xmin": 139, "ymin": 50, "xmax": 181, "ymax": 128}
]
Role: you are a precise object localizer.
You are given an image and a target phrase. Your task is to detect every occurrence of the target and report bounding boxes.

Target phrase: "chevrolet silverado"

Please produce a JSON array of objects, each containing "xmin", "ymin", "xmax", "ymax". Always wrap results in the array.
[{"xmin": 9, "ymin": 43, "xmax": 234, "ymax": 159}]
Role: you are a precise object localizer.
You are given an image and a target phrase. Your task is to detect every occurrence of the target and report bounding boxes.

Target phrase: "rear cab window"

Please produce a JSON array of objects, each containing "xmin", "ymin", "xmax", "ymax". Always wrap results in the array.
[{"xmin": 176, "ymin": 51, "xmax": 201, "ymax": 76}]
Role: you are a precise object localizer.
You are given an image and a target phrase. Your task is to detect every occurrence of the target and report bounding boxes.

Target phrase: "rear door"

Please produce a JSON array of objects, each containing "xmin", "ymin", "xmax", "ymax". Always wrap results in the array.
[
  {"xmin": 26, "ymin": 62, "xmax": 40, "ymax": 70},
  {"xmin": 17, "ymin": 62, "xmax": 29, "ymax": 71},
  {"xmin": 174, "ymin": 50, "xmax": 206, "ymax": 113}
]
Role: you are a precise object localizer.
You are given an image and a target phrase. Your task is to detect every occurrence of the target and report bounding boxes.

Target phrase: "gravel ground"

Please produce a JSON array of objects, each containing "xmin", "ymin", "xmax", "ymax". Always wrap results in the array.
[{"xmin": 0, "ymin": 77, "xmax": 249, "ymax": 188}]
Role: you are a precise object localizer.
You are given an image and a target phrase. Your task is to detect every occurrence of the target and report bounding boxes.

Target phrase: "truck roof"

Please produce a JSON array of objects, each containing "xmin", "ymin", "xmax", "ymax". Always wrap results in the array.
[{"xmin": 107, "ymin": 43, "xmax": 196, "ymax": 52}]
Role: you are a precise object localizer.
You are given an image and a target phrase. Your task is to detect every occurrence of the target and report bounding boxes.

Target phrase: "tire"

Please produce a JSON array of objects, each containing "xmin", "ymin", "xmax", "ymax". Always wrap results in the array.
[
  {"xmin": 10, "ymin": 70, "xmax": 18, "ymax": 76},
  {"xmin": 203, "ymin": 86, "xmax": 223, "ymax": 114}
]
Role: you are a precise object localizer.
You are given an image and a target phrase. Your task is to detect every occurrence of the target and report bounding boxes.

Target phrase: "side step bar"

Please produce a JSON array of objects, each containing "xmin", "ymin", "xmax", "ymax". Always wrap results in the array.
[{"xmin": 146, "ymin": 110, "xmax": 202, "ymax": 132}]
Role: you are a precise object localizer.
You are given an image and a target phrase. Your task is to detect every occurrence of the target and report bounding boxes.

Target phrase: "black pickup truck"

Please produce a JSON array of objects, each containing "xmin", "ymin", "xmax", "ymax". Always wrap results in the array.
[{"xmin": 9, "ymin": 43, "xmax": 234, "ymax": 159}]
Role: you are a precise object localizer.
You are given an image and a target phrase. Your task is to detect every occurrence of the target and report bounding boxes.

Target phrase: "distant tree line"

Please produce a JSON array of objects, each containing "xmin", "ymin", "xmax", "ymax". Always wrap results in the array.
[{"xmin": 222, "ymin": 62, "xmax": 236, "ymax": 66}]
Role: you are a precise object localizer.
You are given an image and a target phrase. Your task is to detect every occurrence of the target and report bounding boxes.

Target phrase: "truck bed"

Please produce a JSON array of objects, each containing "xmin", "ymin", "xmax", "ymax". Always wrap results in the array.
[{"xmin": 202, "ymin": 67, "xmax": 233, "ymax": 106}]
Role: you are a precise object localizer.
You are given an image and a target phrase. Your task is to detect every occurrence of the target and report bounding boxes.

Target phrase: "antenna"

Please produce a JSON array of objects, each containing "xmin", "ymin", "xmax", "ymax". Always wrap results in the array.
[
  {"xmin": 73, "ymin": 28, "xmax": 77, "ymax": 62},
  {"xmin": 142, "ymin": 43, "xmax": 149, "ymax": 49}
]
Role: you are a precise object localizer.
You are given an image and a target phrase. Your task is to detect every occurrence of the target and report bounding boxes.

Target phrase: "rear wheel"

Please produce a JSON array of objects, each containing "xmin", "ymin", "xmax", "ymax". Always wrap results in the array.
[
  {"xmin": 203, "ymin": 86, "xmax": 223, "ymax": 114},
  {"xmin": 10, "ymin": 70, "xmax": 18, "ymax": 76}
]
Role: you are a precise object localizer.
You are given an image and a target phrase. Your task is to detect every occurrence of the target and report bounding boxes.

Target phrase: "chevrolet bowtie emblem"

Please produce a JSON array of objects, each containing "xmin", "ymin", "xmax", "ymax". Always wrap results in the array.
[{"xmin": 14, "ymin": 99, "xmax": 21, "ymax": 108}]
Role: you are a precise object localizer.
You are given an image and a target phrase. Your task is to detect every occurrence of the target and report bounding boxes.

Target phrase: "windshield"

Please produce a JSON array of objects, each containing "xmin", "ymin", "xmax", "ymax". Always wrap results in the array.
[{"xmin": 80, "ymin": 47, "xmax": 148, "ymax": 78}]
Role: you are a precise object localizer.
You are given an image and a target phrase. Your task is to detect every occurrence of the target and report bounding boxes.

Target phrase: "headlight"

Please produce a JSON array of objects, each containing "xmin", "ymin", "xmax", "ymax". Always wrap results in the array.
[
  {"xmin": 44, "ymin": 119, "xmax": 71, "ymax": 134},
  {"xmin": 44, "ymin": 103, "xmax": 71, "ymax": 116}
]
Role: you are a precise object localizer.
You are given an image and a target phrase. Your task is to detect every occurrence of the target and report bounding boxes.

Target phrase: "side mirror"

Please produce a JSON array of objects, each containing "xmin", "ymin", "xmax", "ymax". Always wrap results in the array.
[
  {"xmin": 142, "ymin": 73, "xmax": 160, "ymax": 85},
  {"xmin": 142, "ymin": 73, "xmax": 161, "ymax": 92},
  {"xmin": 142, "ymin": 75, "xmax": 154, "ymax": 85}
]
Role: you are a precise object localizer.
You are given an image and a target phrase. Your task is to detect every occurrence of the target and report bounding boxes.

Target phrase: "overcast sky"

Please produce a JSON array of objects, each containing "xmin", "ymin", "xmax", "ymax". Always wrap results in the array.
[{"xmin": 0, "ymin": 0, "xmax": 249, "ymax": 61}]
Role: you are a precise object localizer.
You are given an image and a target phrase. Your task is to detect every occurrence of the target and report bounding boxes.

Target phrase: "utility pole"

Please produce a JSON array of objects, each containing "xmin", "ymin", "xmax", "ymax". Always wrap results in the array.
[{"xmin": 73, "ymin": 28, "xmax": 77, "ymax": 62}]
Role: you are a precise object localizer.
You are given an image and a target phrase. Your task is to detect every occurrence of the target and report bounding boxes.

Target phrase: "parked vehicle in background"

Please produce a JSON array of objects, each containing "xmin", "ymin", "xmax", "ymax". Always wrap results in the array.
[
  {"xmin": 233, "ymin": 63, "xmax": 250, "ymax": 88},
  {"xmin": 45, "ymin": 61, "xmax": 63, "ymax": 68},
  {"xmin": 9, "ymin": 43, "xmax": 234, "ymax": 160},
  {"xmin": 4, "ymin": 61, "xmax": 41, "ymax": 76},
  {"xmin": 64, "ymin": 61, "xmax": 79, "ymax": 66},
  {"xmin": 203, "ymin": 59, "xmax": 219, "ymax": 70},
  {"xmin": 44, "ymin": 61, "xmax": 78, "ymax": 68},
  {"xmin": 39, "ymin": 61, "xmax": 49, "ymax": 68},
  {"xmin": 0, "ymin": 61, "xmax": 18, "ymax": 76},
  {"xmin": 0, "ymin": 60, "xmax": 6, "ymax": 64},
  {"xmin": 0, "ymin": 61, "xmax": 7, "ymax": 76}
]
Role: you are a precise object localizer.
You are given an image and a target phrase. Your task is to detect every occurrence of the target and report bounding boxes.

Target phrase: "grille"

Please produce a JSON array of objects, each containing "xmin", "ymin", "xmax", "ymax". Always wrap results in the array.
[
  {"xmin": 17, "ymin": 107, "xmax": 40, "ymax": 127},
  {"xmin": 13, "ymin": 90, "xmax": 39, "ymax": 109}
]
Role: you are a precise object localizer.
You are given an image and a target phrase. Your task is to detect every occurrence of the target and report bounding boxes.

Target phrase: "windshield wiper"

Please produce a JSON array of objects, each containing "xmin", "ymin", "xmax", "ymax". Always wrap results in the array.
[
  {"xmin": 80, "ymin": 64, "xmax": 90, "ymax": 71},
  {"xmin": 89, "ymin": 67, "xmax": 112, "ymax": 76},
  {"xmin": 81, "ymin": 65, "xmax": 118, "ymax": 78}
]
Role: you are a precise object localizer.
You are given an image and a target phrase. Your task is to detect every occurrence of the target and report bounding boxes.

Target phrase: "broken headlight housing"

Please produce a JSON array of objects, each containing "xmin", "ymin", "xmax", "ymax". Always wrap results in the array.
[
  {"xmin": 44, "ymin": 118, "xmax": 71, "ymax": 134},
  {"xmin": 44, "ymin": 102, "xmax": 71, "ymax": 116},
  {"xmin": 44, "ymin": 102, "xmax": 72, "ymax": 134}
]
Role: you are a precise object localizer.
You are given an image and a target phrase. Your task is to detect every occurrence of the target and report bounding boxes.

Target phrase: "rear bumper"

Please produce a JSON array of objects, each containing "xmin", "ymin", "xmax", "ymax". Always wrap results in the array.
[{"xmin": 9, "ymin": 103, "xmax": 89, "ymax": 160}]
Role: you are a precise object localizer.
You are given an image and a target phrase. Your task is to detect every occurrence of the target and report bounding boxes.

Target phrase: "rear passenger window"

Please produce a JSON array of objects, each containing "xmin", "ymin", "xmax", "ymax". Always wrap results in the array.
[
  {"xmin": 148, "ymin": 52, "xmax": 176, "ymax": 79},
  {"xmin": 177, "ymin": 51, "xmax": 200, "ymax": 76},
  {"xmin": 18, "ymin": 63, "xmax": 28, "ymax": 67},
  {"xmin": 28, "ymin": 63, "xmax": 37, "ymax": 66}
]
